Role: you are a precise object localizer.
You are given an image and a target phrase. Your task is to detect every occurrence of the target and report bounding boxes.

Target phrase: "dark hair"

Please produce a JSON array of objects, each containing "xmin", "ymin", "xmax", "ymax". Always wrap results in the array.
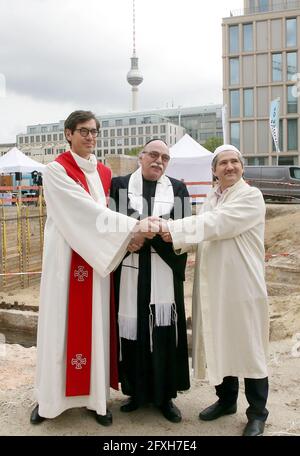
[
  {"xmin": 64, "ymin": 110, "xmax": 100, "ymax": 145},
  {"xmin": 144, "ymin": 138, "xmax": 168, "ymax": 148}
]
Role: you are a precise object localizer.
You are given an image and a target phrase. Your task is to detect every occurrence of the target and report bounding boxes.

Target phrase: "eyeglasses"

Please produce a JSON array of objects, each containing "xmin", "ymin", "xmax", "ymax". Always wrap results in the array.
[
  {"xmin": 142, "ymin": 151, "xmax": 170, "ymax": 163},
  {"xmin": 74, "ymin": 128, "xmax": 99, "ymax": 138}
]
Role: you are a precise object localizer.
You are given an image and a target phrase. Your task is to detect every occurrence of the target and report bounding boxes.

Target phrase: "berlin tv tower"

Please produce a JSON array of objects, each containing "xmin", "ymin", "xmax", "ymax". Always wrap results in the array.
[{"xmin": 127, "ymin": 0, "xmax": 143, "ymax": 111}]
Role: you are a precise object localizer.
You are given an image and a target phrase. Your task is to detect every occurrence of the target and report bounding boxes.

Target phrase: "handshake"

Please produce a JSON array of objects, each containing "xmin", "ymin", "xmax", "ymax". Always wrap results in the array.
[{"xmin": 128, "ymin": 216, "xmax": 171, "ymax": 253}]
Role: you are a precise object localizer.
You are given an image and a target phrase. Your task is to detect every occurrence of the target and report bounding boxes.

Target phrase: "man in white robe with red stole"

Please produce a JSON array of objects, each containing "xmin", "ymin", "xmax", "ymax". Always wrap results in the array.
[{"xmin": 30, "ymin": 111, "xmax": 157, "ymax": 426}]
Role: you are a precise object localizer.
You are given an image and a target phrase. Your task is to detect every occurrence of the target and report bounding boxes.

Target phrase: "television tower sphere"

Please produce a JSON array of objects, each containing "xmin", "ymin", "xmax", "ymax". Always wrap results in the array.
[{"xmin": 127, "ymin": 57, "xmax": 143, "ymax": 87}]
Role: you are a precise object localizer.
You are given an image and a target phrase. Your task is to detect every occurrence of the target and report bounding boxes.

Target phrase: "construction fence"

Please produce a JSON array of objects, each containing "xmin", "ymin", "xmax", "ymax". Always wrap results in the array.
[{"xmin": 0, "ymin": 186, "xmax": 45, "ymax": 291}]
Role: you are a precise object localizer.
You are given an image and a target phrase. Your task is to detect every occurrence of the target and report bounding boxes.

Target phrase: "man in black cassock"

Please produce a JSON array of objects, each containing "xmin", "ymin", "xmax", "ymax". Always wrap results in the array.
[{"xmin": 110, "ymin": 139, "xmax": 191, "ymax": 423}]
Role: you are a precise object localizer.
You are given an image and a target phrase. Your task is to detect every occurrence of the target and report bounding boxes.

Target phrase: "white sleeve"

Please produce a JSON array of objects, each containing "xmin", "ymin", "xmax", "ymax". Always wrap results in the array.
[{"xmin": 169, "ymin": 188, "xmax": 265, "ymax": 249}]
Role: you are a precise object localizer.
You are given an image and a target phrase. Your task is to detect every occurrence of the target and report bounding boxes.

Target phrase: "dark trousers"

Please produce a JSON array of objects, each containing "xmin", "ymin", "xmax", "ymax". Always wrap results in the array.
[{"xmin": 215, "ymin": 376, "xmax": 269, "ymax": 422}]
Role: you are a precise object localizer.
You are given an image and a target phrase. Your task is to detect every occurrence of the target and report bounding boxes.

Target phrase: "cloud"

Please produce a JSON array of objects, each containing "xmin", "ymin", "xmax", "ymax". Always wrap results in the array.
[{"xmin": 0, "ymin": 0, "xmax": 243, "ymax": 141}]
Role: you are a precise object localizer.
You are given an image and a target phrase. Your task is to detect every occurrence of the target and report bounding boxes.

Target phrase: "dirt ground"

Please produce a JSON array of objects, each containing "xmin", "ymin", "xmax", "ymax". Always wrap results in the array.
[{"xmin": 0, "ymin": 204, "xmax": 300, "ymax": 436}]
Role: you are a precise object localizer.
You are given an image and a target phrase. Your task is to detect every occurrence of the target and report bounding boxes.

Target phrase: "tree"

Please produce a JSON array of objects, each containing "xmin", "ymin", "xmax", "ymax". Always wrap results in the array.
[
  {"xmin": 126, "ymin": 146, "xmax": 143, "ymax": 157},
  {"xmin": 203, "ymin": 137, "xmax": 223, "ymax": 152}
]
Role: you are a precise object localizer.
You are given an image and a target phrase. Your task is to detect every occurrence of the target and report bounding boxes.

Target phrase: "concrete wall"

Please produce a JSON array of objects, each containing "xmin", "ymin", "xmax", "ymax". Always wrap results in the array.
[{"xmin": 105, "ymin": 154, "xmax": 139, "ymax": 177}]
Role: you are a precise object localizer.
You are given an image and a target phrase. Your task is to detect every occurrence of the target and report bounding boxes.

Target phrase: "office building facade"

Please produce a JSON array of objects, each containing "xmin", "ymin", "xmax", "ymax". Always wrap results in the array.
[
  {"xmin": 223, "ymin": 0, "xmax": 300, "ymax": 165},
  {"xmin": 16, "ymin": 105, "xmax": 222, "ymax": 164}
]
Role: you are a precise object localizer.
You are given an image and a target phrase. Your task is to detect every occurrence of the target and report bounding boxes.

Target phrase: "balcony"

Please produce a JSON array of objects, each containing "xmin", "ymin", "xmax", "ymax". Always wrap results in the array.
[{"xmin": 230, "ymin": 0, "xmax": 300, "ymax": 17}]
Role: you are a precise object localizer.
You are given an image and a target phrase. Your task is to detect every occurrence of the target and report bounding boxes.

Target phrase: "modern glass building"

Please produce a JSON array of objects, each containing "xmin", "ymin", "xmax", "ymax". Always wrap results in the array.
[{"xmin": 223, "ymin": 0, "xmax": 300, "ymax": 165}]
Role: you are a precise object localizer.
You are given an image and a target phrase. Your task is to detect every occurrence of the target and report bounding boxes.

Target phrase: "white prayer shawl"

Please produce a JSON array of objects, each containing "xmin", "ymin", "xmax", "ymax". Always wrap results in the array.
[
  {"xmin": 35, "ymin": 152, "xmax": 137, "ymax": 418},
  {"xmin": 169, "ymin": 178, "xmax": 269, "ymax": 386},
  {"xmin": 118, "ymin": 167, "xmax": 176, "ymax": 351}
]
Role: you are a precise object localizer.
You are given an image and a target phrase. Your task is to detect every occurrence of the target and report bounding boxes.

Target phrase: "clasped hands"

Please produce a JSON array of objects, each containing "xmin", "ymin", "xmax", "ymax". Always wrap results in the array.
[{"xmin": 128, "ymin": 216, "xmax": 171, "ymax": 253}]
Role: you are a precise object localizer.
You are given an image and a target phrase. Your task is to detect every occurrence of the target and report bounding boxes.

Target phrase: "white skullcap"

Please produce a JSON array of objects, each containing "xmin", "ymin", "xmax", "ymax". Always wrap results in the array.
[{"xmin": 213, "ymin": 144, "xmax": 242, "ymax": 158}]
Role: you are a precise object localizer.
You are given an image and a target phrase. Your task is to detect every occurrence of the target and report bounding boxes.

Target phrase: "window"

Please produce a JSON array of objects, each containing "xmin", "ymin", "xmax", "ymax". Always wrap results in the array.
[
  {"xmin": 42, "ymin": 135, "xmax": 46, "ymax": 142},
  {"xmin": 59, "ymin": 133, "xmax": 64, "ymax": 140},
  {"xmin": 110, "ymin": 139, "xmax": 115, "ymax": 147},
  {"xmin": 230, "ymin": 90, "xmax": 240, "ymax": 117},
  {"xmin": 287, "ymin": 52, "xmax": 297, "ymax": 80},
  {"xmin": 272, "ymin": 53, "xmax": 282, "ymax": 81},
  {"xmin": 124, "ymin": 128, "xmax": 129, "ymax": 136},
  {"xmin": 160, "ymin": 125, "xmax": 166, "ymax": 134},
  {"xmin": 243, "ymin": 24, "xmax": 253, "ymax": 52},
  {"xmin": 117, "ymin": 139, "xmax": 122, "ymax": 146},
  {"xmin": 244, "ymin": 89, "xmax": 254, "ymax": 117},
  {"xmin": 230, "ymin": 122, "xmax": 240, "ymax": 149},
  {"xmin": 129, "ymin": 118, "xmax": 136, "ymax": 125},
  {"xmin": 246, "ymin": 157, "xmax": 267, "ymax": 165},
  {"xmin": 153, "ymin": 125, "xmax": 158, "ymax": 134},
  {"xmin": 110, "ymin": 149, "xmax": 115, "ymax": 154},
  {"xmin": 230, "ymin": 58, "xmax": 239, "ymax": 85},
  {"xmin": 131, "ymin": 138, "xmax": 136, "ymax": 146},
  {"xmin": 138, "ymin": 137, "xmax": 144, "ymax": 145},
  {"xmin": 258, "ymin": 0, "xmax": 268, "ymax": 12},
  {"xmin": 116, "ymin": 119, "xmax": 123, "ymax": 127},
  {"xmin": 52, "ymin": 125, "xmax": 58, "ymax": 132},
  {"xmin": 53, "ymin": 134, "xmax": 58, "ymax": 141},
  {"xmin": 19, "ymin": 137, "xmax": 23, "ymax": 144},
  {"xmin": 117, "ymin": 149, "xmax": 123, "ymax": 154},
  {"xmin": 117, "ymin": 129, "xmax": 122, "ymax": 136},
  {"xmin": 41, "ymin": 127, "xmax": 47, "ymax": 133},
  {"xmin": 29, "ymin": 127, "xmax": 35, "ymax": 134},
  {"xmin": 110, "ymin": 129, "xmax": 115, "ymax": 137},
  {"xmin": 287, "ymin": 119, "xmax": 298, "ymax": 150},
  {"xmin": 102, "ymin": 120, "xmax": 109, "ymax": 127},
  {"xmin": 138, "ymin": 127, "xmax": 143, "ymax": 135},
  {"xmin": 286, "ymin": 18, "xmax": 297, "ymax": 48},
  {"xmin": 36, "ymin": 136, "xmax": 40, "ymax": 142},
  {"xmin": 287, "ymin": 86, "xmax": 297, "ymax": 113},
  {"xmin": 272, "ymin": 119, "xmax": 283, "ymax": 151},
  {"xmin": 131, "ymin": 127, "xmax": 136, "ymax": 135},
  {"xmin": 229, "ymin": 25, "xmax": 239, "ymax": 53},
  {"xmin": 143, "ymin": 117, "xmax": 151, "ymax": 124},
  {"xmin": 146, "ymin": 126, "xmax": 151, "ymax": 134},
  {"xmin": 47, "ymin": 135, "xmax": 51, "ymax": 141},
  {"xmin": 124, "ymin": 138, "xmax": 129, "ymax": 146},
  {"xmin": 103, "ymin": 140, "xmax": 108, "ymax": 147},
  {"xmin": 103, "ymin": 130, "xmax": 108, "ymax": 137}
]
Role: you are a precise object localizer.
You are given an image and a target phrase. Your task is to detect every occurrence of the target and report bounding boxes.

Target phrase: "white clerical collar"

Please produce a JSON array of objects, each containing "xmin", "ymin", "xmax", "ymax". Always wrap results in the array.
[{"xmin": 70, "ymin": 150, "xmax": 97, "ymax": 173}]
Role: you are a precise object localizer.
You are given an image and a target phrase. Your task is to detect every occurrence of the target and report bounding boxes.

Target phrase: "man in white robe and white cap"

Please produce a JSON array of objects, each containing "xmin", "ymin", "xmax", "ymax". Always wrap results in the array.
[
  {"xmin": 30, "ymin": 110, "xmax": 158, "ymax": 426},
  {"xmin": 159, "ymin": 145, "xmax": 269, "ymax": 436}
]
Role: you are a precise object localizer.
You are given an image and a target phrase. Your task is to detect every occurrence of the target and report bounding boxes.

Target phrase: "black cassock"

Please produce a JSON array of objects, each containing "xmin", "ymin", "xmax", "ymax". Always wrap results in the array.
[{"xmin": 110, "ymin": 174, "xmax": 191, "ymax": 406}]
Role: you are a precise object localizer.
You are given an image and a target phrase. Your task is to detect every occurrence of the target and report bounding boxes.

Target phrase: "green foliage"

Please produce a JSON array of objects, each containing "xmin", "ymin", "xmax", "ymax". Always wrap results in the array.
[
  {"xmin": 126, "ymin": 146, "xmax": 143, "ymax": 157},
  {"xmin": 203, "ymin": 137, "xmax": 223, "ymax": 152}
]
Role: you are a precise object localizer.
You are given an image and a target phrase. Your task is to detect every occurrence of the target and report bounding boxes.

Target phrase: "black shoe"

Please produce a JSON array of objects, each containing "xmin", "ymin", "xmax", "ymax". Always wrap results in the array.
[
  {"xmin": 120, "ymin": 397, "xmax": 139, "ymax": 413},
  {"xmin": 95, "ymin": 409, "xmax": 113, "ymax": 426},
  {"xmin": 30, "ymin": 404, "xmax": 46, "ymax": 425},
  {"xmin": 160, "ymin": 400, "xmax": 182, "ymax": 423},
  {"xmin": 243, "ymin": 419, "xmax": 265, "ymax": 436},
  {"xmin": 199, "ymin": 401, "xmax": 237, "ymax": 421}
]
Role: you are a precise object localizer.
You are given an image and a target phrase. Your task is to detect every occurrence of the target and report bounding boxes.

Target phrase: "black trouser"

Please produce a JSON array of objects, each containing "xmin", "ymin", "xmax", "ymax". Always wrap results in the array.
[{"xmin": 215, "ymin": 376, "xmax": 269, "ymax": 422}]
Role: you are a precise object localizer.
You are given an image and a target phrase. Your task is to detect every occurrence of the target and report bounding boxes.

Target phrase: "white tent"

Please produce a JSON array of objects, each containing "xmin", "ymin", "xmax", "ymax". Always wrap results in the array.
[
  {"xmin": 0, "ymin": 147, "xmax": 45, "ymax": 173},
  {"xmin": 168, "ymin": 134, "xmax": 213, "ymax": 202}
]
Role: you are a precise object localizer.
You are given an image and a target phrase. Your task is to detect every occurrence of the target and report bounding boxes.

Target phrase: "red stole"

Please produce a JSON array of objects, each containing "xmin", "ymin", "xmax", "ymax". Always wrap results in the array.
[{"xmin": 55, "ymin": 151, "xmax": 118, "ymax": 396}]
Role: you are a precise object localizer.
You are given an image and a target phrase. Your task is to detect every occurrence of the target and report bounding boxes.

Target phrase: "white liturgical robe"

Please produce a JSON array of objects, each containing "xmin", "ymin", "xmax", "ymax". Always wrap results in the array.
[
  {"xmin": 169, "ymin": 178, "xmax": 269, "ymax": 386},
  {"xmin": 35, "ymin": 152, "xmax": 137, "ymax": 418}
]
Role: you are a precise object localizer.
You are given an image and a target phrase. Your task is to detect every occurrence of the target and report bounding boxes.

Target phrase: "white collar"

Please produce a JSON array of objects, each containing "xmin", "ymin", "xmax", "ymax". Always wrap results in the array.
[{"xmin": 70, "ymin": 150, "xmax": 97, "ymax": 173}]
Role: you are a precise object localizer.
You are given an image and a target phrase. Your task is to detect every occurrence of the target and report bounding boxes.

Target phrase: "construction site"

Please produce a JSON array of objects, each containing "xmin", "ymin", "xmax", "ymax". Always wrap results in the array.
[{"xmin": 0, "ymin": 201, "xmax": 299, "ymax": 436}]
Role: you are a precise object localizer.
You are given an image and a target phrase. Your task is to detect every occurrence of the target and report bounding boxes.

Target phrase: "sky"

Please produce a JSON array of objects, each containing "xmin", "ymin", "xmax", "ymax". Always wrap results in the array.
[{"xmin": 0, "ymin": 0, "xmax": 243, "ymax": 143}]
